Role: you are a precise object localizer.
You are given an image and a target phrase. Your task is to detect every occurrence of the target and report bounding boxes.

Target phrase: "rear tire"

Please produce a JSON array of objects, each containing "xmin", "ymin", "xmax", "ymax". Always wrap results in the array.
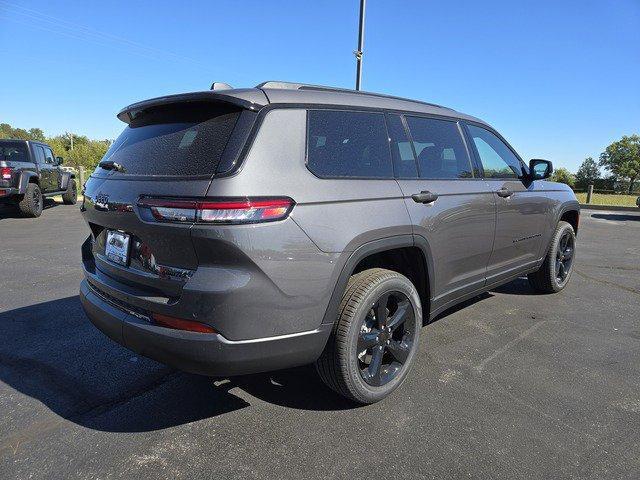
[
  {"xmin": 17, "ymin": 183, "xmax": 43, "ymax": 218},
  {"xmin": 62, "ymin": 179, "xmax": 77, "ymax": 205},
  {"xmin": 528, "ymin": 221, "xmax": 576, "ymax": 293},
  {"xmin": 316, "ymin": 268, "xmax": 422, "ymax": 404}
]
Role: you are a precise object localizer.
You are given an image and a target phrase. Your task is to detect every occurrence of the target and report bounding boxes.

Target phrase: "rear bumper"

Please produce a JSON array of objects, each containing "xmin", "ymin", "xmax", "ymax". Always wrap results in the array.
[
  {"xmin": 0, "ymin": 187, "xmax": 19, "ymax": 199},
  {"xmin": 80, "ymin": 279, "xmax": 332, "ymax": 376}
]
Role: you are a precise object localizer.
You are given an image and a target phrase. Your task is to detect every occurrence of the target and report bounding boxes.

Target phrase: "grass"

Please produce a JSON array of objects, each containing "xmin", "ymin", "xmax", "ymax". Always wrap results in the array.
[{"xmin": 575, "ymin": 192, "xmax": 638, "ymax": 207}]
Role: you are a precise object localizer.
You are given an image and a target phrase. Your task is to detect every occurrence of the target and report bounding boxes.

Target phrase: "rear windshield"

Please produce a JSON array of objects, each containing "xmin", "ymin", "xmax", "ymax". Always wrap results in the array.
[
  {"xmin": 0, "ymin": 141, "xmax": 30, "ymax": 163},
  {"xmin": 100, "ymin": 102, "xmax": 241, "ymax": 176}
]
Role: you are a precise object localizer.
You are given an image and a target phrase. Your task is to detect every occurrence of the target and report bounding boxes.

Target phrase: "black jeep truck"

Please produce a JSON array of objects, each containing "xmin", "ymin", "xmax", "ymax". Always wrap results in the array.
[{"xmin": 0, "ymin": 139, "xmax": 77, "ymax": 217}]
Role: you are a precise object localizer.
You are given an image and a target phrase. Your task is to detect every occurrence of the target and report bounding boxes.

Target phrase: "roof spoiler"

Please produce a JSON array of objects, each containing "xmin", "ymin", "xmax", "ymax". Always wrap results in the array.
[{"xmin": 116, "ymin": 91, "xmax": 266, "ymax": 124}]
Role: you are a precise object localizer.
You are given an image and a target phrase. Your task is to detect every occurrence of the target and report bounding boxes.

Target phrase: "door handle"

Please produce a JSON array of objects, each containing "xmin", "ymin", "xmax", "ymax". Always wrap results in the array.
[
  {"xmin": 411, "ymin": 191, "xmax": 439, "ymax": 204},
  {"xmin": 496, "ymin": 187, "xmax": 513, "ymax": 198}
]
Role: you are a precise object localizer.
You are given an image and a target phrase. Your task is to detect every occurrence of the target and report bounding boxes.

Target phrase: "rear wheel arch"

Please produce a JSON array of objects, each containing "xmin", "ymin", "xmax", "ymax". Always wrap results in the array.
[
  {"xmin": 18, "ymin": 171, "xmax": 40, "ymax": 193},
  {"xmin": 321, "ymin": 235, "xmax": 434, "ymax": 328}
]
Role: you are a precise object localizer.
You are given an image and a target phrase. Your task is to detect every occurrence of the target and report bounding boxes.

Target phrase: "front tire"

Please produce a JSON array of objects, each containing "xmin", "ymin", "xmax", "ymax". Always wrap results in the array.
[
  {"xmin": 316, "ymin": 268, "xmax": 422, "ymax": 404},
  {"xmin": 528, "ymin": 221, "xmax": 576, "ymax": 293},
  {"xmin": 62, "ymin": 179, "xmax": 77, "ymax": 205},
  {"xmin": 17, "ymin": 183, "xmax": 43, "ymax": 218}
]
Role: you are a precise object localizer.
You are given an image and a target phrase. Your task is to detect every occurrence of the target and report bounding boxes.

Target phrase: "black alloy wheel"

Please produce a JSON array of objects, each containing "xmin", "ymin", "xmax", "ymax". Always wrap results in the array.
[{"xmin": 357, "ymin": 291, "xmax": 416, "ymax": 387}]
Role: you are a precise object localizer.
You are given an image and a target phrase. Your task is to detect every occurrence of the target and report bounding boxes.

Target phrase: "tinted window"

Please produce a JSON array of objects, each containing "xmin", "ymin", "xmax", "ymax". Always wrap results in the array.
[
  {"xmin": 307, "ymin": 110, "xmax": 393, "ymax": 178},
  {"xmin": 405, "ymin": 117, "xmax": 473, "ymax": 179},
  {"xmin": 100, "ymin": 103, "xmax": 241, "ymax": 176},
  {"xmin": 0, "ymin": 141, "xmax": 30, "ymax": 163},
  {"xmin": 386, "ymin": 114, "xmax": 418, "ymax": 178},
  {"xmin": 43, "ymin": 147, "xmax": 55, "ymax": 164},
  {"xmin": 34, "ymin": 146, "xmax": 46, "ymax": 164},
  {"xmin": 467, "ymin": 125, "xmax": 522, "ymax": 178}
]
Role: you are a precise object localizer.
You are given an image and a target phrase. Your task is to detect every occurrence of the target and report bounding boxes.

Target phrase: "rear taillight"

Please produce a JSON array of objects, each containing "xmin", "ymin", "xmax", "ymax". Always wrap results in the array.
[
  {"xmin": 138, "ymin": 197, "xmax": 294, "ymax": 224},
  {"xmin": 151, "ymin": 313, "xmax": 217, "ymax": 334},
  {"xmin": 1, "ymin": 167, "xmax": 12, "ymax": 180}
]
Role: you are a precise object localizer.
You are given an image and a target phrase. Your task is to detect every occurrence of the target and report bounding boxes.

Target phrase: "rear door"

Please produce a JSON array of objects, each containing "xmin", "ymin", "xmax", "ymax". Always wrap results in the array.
[
  {"xmin": 465, "ymin": 123, "xmax": 547, "ymax": 285},
  {"xmin": 42, "ymin": 146, "xmax": 61, "ymax": 191},
  {"xmin": 390, "ymin": 114, "xmax": 496, "ymax": 312},
  {"xmin": 32, "ymin": 144, "xmax": 54, "ymax": 191}
]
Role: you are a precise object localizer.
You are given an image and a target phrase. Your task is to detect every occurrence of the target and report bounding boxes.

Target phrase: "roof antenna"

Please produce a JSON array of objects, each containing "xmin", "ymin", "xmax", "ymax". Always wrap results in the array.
[{"xmin": 210, "ymin": 82, "xmax": 233, "ymax": 91}]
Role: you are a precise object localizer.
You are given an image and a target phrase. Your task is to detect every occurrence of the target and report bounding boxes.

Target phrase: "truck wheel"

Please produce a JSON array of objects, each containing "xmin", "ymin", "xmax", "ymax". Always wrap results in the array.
[
  {"xmin": 528, "ymin": 221, "xmax": 576, "ymax": 293},
  {"xmin": 316, "ymin": 268, "xmax": 422, "ymax": 404},
  {"xmin": 17, "ymin": 183, "xmax": 43, "ymax": 218},
  {"xmin": 62, "ymin": 179, "xmax": 78, "ymax": 205}
]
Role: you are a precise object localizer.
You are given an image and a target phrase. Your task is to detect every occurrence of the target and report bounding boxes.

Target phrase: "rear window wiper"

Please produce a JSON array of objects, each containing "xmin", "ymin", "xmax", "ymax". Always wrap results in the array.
[{"xmin": 98, "ymin": 160, "xmax": 126, "ymax": 172}]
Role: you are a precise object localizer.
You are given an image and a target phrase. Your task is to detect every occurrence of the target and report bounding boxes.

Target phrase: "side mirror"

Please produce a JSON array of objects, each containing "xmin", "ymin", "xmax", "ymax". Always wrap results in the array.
[
  {"xmin": 529, "ymin": 159, "xmax": 552, "ymax": 180},
  {"xmin": 55, "ymin": 156, "xmax": 64, "ymax": 166}
]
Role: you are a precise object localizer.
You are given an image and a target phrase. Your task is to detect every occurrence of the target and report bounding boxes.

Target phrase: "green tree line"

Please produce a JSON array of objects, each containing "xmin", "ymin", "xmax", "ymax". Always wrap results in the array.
[
  {"xmin": 551, "ymin": 134, "xmax": 640, "ymax": 194},
  {"xmin": 0, "ymin": 123, "xmax": 111, "ymax": 171}
]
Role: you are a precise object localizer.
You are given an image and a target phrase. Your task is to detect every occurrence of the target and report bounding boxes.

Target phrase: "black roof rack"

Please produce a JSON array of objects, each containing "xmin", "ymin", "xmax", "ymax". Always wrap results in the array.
[{"xmin": 255, "ymin": 81, "xmax": 451, "ymax": 110}]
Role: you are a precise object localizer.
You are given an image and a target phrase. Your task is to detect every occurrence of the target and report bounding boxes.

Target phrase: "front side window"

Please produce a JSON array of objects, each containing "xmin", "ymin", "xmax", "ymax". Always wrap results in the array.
[
  {"xmin": 307, "ymin": 110, "xmax": 393, "ymax": 178},
  {"xmin": 405, "ymin": 117, "xmax": 473, "ymax": 179},
  {"xmin": 467, "ymin": 125, "xmax": 523, "ymax": 178}
]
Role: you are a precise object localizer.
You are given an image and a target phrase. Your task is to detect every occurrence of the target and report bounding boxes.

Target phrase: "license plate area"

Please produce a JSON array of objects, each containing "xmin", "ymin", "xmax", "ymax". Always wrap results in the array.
[{"xmin": 105, "ymin": 230, "xmax": 131, "ymax": 266}]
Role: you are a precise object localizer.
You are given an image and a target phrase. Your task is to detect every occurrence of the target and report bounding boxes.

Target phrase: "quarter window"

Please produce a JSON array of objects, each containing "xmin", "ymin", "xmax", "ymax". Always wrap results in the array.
[
  {"xmin": 307, "ymin": 110, "xmax": 393, "ymax": 178},
  {"xmin": 467, "ymin": 125, "xmax": 522, "ymax": 178},
  {"xmin": 405, "ymin": 117, "xmax": 473, "ymax": 179}
]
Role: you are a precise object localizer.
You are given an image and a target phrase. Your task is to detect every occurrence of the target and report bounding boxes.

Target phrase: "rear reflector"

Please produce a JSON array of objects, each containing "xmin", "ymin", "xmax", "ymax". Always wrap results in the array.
[
  {"xmin": 0, "ymin": 190, "xmax": 7, "ymax": 197},
  {"xmin": 152, "ymin": 313, "xmax": 217, "ymax": 333},
  {"xmin": 138, "ymin": 197, "xmax": 294, "ymax": 224}
]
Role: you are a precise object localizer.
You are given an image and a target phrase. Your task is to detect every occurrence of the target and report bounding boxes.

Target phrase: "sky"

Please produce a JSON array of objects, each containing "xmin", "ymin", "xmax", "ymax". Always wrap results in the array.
[{"xmin": 1, "ymin": 0, "xmax": 639, "ymax": 172}]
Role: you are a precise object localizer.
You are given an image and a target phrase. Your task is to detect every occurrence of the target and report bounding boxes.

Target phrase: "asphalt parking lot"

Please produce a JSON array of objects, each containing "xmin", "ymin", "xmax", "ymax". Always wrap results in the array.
[{"xmin": 1, "ymin": 201, "xmax": 639, "ymax": 479}]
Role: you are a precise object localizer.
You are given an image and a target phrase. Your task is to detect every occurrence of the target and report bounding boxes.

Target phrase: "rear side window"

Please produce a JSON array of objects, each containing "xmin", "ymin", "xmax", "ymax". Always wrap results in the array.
[
  {"xmin": 0, "ymin": 142, "xmax": 30, "ymax": 163},
  {"xmin": 100, "ymin": 102, "xmax": 241, "ymax": 176},
  {"xmin": 33, "ymin": 145, "xmax": 46, "ymax": 164},
  {"xmin": 405, "ymin": 117, "xmax": 473, "ymax": 179},
  {"xmin": 467, "ymin": 124, "xmax": 522, "ymax": 178},
  {"xmin": 307, "ymin": 110, "xmax": 393, "ymax": 178}
]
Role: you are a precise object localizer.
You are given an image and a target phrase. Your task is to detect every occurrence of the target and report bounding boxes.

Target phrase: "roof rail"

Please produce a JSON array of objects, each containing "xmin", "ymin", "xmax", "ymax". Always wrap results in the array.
[
  {"xmin": 210, "ymin": 82, "xmax": 233, "ymax": 91},
  {"xmin": 255, "ymin": 81, "xmax": 451, "ymax": 110}
]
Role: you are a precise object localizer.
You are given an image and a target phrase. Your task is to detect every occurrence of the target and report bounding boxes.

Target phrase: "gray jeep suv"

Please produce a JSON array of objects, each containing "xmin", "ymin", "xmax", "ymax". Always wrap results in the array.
[{"xmin": 79, "ymin": 81, "xmax": 579, "ymax": 403}]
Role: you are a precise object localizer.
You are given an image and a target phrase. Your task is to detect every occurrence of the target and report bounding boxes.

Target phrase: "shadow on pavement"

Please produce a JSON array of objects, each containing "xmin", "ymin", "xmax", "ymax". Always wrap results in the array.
[
  {"xmin": 591, "ymin": 213, "xmax": 640, "ymax": 222},
  {"xmin": 1, "ymin": 275, "xmax": 540, "ymax": 433},
  {"xmin": 0, "ymin": 198, "xmax": 60, "ymax": 219},
  {"xmin": 0, "ymin": 296, "xmax": 353, "ymax": 434}
]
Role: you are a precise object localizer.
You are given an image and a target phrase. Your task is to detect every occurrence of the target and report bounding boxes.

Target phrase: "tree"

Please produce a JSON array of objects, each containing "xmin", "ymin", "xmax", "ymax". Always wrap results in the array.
[
  {"xmin": 0, "ymin": 122, "xmax": 111, "ymax": 170},
  {"xmin": 575, "ymin": 157, "xmax": 600, "ymax": 189},
  {"xmin": 552, "ymin": 167, "xmax": 576, "ymax": 187},
  {"xmin": 599, "ymin": 134, "xmax": 640, "ymax": 194}
]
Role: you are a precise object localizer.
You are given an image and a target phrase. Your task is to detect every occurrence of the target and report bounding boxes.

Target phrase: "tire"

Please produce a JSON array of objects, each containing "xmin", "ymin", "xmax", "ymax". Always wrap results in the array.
[
  {"xmin": 17, "ymin": 183, "xmax": 43, "ymax": 218},
  {"xmin": 62, "ymin": 179, "xmax": 77, "ymax": 205},
  {"xmin": 316, "ymin": 268, "xmax": 422, "ymax": 404},
  {"xmin": 528, "ymin": 221, "xmax": 576, "ymax": 293}
]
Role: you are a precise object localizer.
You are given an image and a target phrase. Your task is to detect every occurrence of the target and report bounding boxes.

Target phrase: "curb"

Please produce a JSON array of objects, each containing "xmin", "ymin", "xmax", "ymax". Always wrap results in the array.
[{"xmin": 579, "ymin": 204, "xmax": 639, "ymax": 212}]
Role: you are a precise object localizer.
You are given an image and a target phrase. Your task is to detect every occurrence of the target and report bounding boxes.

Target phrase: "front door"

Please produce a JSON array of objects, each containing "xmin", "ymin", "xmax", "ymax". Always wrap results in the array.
[
  {"xmin": 465, "ymin": 123, "xmax": 547, "ymax": 285},
  {"xmin": 387, "ymin": 114, "xmax": 496, "ymax": 313}
]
